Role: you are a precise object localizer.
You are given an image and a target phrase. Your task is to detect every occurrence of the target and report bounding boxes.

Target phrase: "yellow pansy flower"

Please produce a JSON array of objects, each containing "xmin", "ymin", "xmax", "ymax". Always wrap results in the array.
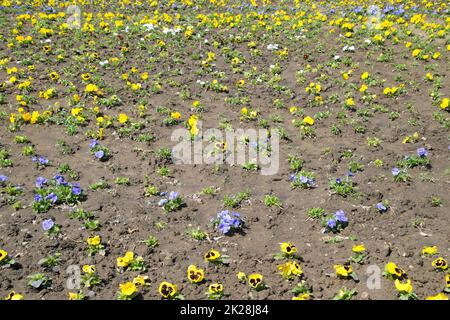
[
  {"xmin": 120, "ymin": 282, "xmax": 137, "ymax": 297},
  {"xmin": 394, "ymin": 279, "xmax": 413, "ymax": 294},
  {"xmin": 159, "ymin": 281, "xmax": 177, "ymax": 299},
  {"xmin": 426, "ymin": 293, "xmax": 448, "ymax": 300},
  {"xmin": 248, "ymin": 273, "xmax": 263, "ymax": 289},
  {"xmin": 0, "ymin": 250, "xmax": 8, "ymax": 263},
  {"xmin": 85, "ymin": 84, "xmax": 99, "ymax": 93},
  {"xmin": 292, "ymin": 293, "xmax": 310, "ymax": 300},
  {"xmin": 30, "ymin": 111, "xmax": 39, "ymax": 124},
  {"xmin": 432, "ymin": 257, "xmax": 448, "ymax": 270},
  {"xmin": 133, "ymin": 275, "xmax": 149, "ymax": 286},
  {"xmin": 302, "ymin": 116, "xmax": 314, "ymax": 126},
  {"xmin": 280, "ymin": 242, "xmax": 298, "ymax": 255},
  {"xmin": 82, "ymin": 265, "xmax": 96, "ymax": 274},
  {"xmin": 237, "ymin": 272, "xmax": 246, "ymax": 283},
  {"xmin": 209, "ymin": 283, "xmax": 223, "ymax": 294},
  {"xmin": 440, "ymin": 98, "xmax": 449, "ymax": 110},
  {"xmin": 22, "ymin": 112, "xmax": 31, "ymax": 122},
  {"xmin": 352, "ymin": 244, "xmax": 365, "ymax": 253},
  {"xmin": 5, "ymin": 291, "xmax": 24, "ymax": 300},
  {"xmin": 87, "ymin": 235, "xmax": 101, "ymax": 246},
  {"xmin": 204, "ymin": 249, "xmax": 221, "ymax": 262},
  {"xmin": 131, "ymin": 83, "xmax": 141, "ymax": 91},
  {"xmin": 334, "ymin": 265, "xmax": 353, "ymax": 278},
  {"xmin": 422, "ymin": 246, "xmax": 438, "ymax": 255},
  {"xmin": 412, "ymin": 49, "xmax": 421, "ymax": 57},
  {"xmin": 277, "ymin": 261, "xmax": 303, "ymax": 278},
  {"xmin": 68, "ymin": 292, "xmax": 83, "ymax": 300},
  {"xmin": 171, "ymin": 111, "xmax": 181, "ymax": 120},
  {"xmin": 187, "ymin": 265, "xmax": 205, "ymax": 283},
  {"xmin": 385, "ymin": 262, "xmax": 406, "ymax": 279},
  {"xmin": 71, "ymin": 107, "xmax": 83, "ymax": 117},
  {"xmin": 118, "ymin": 113, "xmax": 128, "ymax": 124}
]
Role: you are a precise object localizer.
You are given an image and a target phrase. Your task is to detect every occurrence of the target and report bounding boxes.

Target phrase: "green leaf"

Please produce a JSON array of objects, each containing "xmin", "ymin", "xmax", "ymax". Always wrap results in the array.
[{"xmin": 273, "ymin": 253, "xmax": 286, "ymax": 260}]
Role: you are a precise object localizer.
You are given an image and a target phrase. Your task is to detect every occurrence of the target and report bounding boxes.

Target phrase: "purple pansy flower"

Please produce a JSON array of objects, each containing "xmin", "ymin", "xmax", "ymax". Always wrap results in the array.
[
  {"xmin": 300, "ymin": 176, "xmax": 309, "ymax": 184},
  {"xmin": 45, "ymin": 192, "xmax": 58, "ymax": 203},
  {"xmin": 168, "ymin": 191, "xmax": 178, "ymax": 200},
  {"xmin": 89, "ymin": 139, "xmax": 98, "ymax": 148},
  {"xmin": 327, "ymin": 219, "xmax": 337, "ymax": 229},
  {"xmin": 0, "ymin": 175, "xmax": 8, "ymax": 184},
  {"xmin": 218, "ymin": 222, "xmax": 231, "ymax": 234},
  {"xmin": 231, "ymin": 218, "xmax": 241, "ymax": 228},
  {"xmin": 335, "ymin": 210, "xmax": 348, "ymax": 223},
  {"xmin": 36, "ymin": 177, "xmax": 47, "ymax": 188},
  {"xmin": 218, "ymin": 210, "xmax": 229, "ymax": 219},
  {"xmin": 391, "ymin": 167, "xmax": 401, "ymax": 176},
  {"xmin": 36, "ymin": 156, "xmax": 49, "ymax": 165},
  {"xmin": 416, "ymin": 148, "xmax": 428, "ymax": 157},
  {"xmin": 94, "ymin": 150, "xmax": 105, "ymax": 159},
  {"xmin": 215, "ymin": 210, "xmax": 243, "ymax": 234},
  {"xmin": 54, "ymin": 174, "xmax": 67, "ymax": 186},
  {"xmin": 376, "ymin": 202, "xmax": 387, "ymax": 212},
  {"xmin": 42, "ymin": 219, "xmax": 55, "ymax": 231},
  {"xmin": 71, "ymin": 182, "xmax": 81, "ymax": 196}
]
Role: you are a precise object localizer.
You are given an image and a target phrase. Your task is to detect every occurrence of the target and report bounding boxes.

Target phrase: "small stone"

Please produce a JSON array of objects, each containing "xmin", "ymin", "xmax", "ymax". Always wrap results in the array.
[{"xmin": 361, "ymin": 292, "xmax": 369, "ymax": 300}]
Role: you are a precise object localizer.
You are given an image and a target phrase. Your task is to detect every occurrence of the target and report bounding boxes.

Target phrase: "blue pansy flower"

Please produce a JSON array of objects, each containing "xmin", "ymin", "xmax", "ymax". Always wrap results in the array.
[
  {"xmin": 95, "ymin": 150, "xmax": 105, "ymax": 159},
  {"xmin": 416, "ymin": 147, "xmax": 428, "ymax": 157},
  {"xmin": 327, "ymin": 219, "xmax": 337, "ymax": 229},
  {"xmin": 376, "ymin": 203, "xmax": 387, "ymax": 212},
  {"xmin": 42, "ymin": 219, "xmax": 55, "ymax": 231},
  {"xmin": 0, "ymin": 175, "xmax": 8, "ymax": 184},
  {"xmin": 335, "ymin": 210, "xmax": 348, "ymax": 223},
  {"xmin": 89, "ymin": 139, "xmax": 98, "ymax": 148},
  {"xmin": 45, "ymin": 192, "xmax": 58, "ymax": 203},
  {"xmin": 71, "ymin": 182, "xmax": 81, "ymax": 196},
  {"xmin": 168, "ymin": 191, "xmax": 178, "ymax": 200},
  {"xmin": 36, "ymin": 177, "xmax": 47, "ymax": 188}
]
